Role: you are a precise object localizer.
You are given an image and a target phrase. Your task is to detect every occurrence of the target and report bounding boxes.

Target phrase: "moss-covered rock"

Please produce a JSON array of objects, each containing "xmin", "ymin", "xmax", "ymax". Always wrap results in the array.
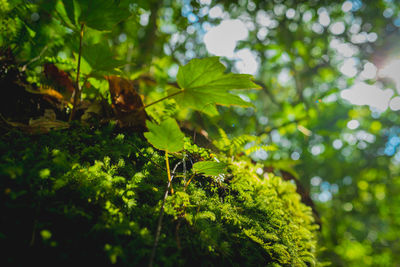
[{"xmin": 0, "ymin": 124, "xmax": 319, "ymax": 266}]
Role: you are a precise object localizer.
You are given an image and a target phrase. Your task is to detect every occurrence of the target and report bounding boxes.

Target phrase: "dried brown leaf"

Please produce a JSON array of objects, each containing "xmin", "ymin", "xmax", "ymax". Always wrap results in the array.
[{"xmin": 106, "ymin": 75, "xmax": 148, "ymax": 131}]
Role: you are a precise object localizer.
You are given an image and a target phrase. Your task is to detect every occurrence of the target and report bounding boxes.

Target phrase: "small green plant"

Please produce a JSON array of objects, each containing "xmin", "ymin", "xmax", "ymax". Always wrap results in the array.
[
  {"xmin": 142, "ymin": 57, "xmax": 260, "ymax": 265},
  {"xmin": 50, "ymin": 0, "xmax": 132, "ymax": 120},
  {"xmin": 143, "ymin": 118, "xmax": 185, "ymax": 266},
  {"xmin": 143, "ymin": 56, "xmax": 259, "ymax": 185},
  {"xmin": 144, "ymin": 117, "xmax": 185, "ymax": 193}
]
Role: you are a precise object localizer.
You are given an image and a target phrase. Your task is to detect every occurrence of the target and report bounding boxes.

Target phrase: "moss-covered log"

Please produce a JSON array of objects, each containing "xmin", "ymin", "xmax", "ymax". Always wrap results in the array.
[{"xmin": 0, "ymin": 125, "xmax": 319, "ymax": 266}]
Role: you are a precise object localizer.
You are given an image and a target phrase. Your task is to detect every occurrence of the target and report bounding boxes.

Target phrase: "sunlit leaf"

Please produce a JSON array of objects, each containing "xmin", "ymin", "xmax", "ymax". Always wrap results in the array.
[
  {"xmin": 144, "ymin": 118, "xmax": 184, "ymax": 152},
  {"xmin": 170, "ymin": 57, "xmax": 261, "ymax": 116},
  {"xmin": 192, "ymin": 161, "xmax": 228, "ymax": 176}
]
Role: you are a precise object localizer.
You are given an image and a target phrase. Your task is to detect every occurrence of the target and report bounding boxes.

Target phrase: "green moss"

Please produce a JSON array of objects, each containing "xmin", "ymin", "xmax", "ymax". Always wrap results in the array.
[{"xmin": 0, "ymin": 125, "xmax": 319, "ymax": 266}]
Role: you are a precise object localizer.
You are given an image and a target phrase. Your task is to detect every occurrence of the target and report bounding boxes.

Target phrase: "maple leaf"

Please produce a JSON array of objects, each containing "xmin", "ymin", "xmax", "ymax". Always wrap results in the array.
[
  {"xmin": 169, "ymin": 57, "xmax": 261, "ymax": 116},
  {"xmin": 144, "ymin": 118, "xmax": 184, "ymax": 153}
]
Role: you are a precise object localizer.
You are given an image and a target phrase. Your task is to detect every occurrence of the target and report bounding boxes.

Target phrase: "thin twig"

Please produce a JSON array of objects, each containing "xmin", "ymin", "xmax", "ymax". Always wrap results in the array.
[
  {"xmin": 69, "ymin": 23, "xmax": 84, "ymax": 122},
  {"xmin": 171, "ymin": 162, "xmax": 182, "ymax": 174},
  {"xmin": 29, "ymin": 219, "xmax": 38, "ymax": 247},
  {"xmin": 176, "ymin": 169, "xmax": 193, "ymax": 249},
  {"xmin": 182, "ymin": 153, "xmax": 187, "ymax": 184},
  {"xmin": 149, "ymin": 161, "xmax": 181, "ymax": 267},
  {"xmin": 29, "ymin": 185, "xmax": 42, "ymax": 247},
  {"xmin": 21, "ymin": 45, "xmax": 48, "ymax": 71},
  {"xmin": 165, "ymin": 151, "xmax": 174, "ymax": 195}
]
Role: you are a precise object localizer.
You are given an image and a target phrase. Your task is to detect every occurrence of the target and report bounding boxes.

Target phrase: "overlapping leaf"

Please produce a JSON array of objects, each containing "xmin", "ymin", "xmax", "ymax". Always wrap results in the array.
[
  {"xmin": 192, "ymin": 161, "xmax": 228, "ymax": 176},
  {"xmin": 144, "ymin": 118, "xmax": 184, "ymax": 152},
  {"xmin": 170, "ymin": 57, "xmax": 260, "ymax": 116}
]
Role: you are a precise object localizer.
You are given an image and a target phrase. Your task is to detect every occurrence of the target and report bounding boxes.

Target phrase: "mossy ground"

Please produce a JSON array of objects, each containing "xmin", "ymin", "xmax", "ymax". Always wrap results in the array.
[{"xmin": 0, "ymin": 124, "xmax": 319, "ymax": 266}]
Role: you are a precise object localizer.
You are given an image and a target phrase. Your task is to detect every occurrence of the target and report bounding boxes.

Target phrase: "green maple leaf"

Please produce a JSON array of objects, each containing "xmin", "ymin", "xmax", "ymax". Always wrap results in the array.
[
  {"xmin": 144, "ymin": 118, "xmax": 185, "ymax": 153},
  {"xmin": 192, "ymin": 161, "xmax": 228, "ymax": 176},
  {"xmin": 170, "ymin": 57, "xmax": 261, "ymax": 116}
]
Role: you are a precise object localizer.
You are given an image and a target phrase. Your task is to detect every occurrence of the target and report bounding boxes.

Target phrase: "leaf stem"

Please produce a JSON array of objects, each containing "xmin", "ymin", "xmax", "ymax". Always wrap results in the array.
[
  {"xmin": 69, "ymin": 23, "xmax": 84, "ymax": 122},
  {"xmin": 184, "ymin": 173, "xmax": 196, "ymax": 189},
  {"xmin": 143, "ymin": 90, "xmax": 183, "ymax": 109},
  {"xmin": 165, "ymin": 151, "xmax": 174, "ymax": 194}
]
